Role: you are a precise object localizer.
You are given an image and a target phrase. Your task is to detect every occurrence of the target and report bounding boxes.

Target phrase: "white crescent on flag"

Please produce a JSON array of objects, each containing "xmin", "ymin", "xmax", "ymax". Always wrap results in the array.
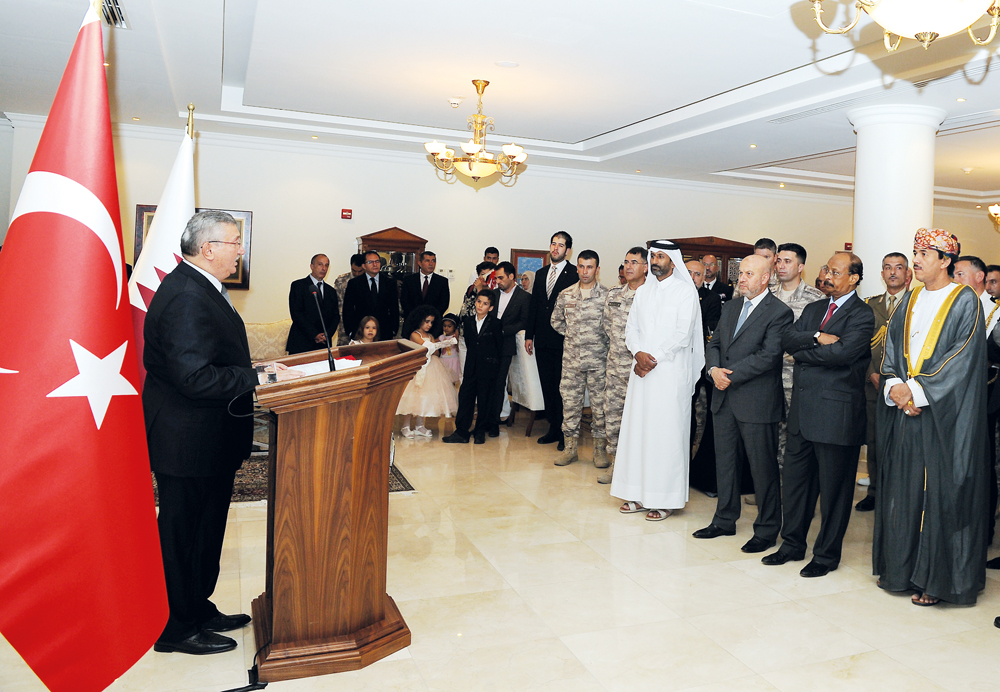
[{"xmin": 11, "ymin": 171, "xmax": 123, "ymax": 309}]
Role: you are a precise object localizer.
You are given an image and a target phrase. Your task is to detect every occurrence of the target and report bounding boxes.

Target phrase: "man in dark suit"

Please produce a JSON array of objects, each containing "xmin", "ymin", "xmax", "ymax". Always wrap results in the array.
[
  {"xmin": 686, "ymin": 259, "xmax": 722, "ymax": 334},
  {"xmin": 703, "ymin": 253, "xmax": 734, "ymax": 304},
  {"xmin": 144, "ymin": 211, "xmax": 301, "ymax": 655},
  {"xmin": 490, "ymin": 261, "xmax": 531, "ymax": 435},
  {"xmin": 342, "ymin": 250, "xmax": 400, "ymax": 340},
  {"xmin": 762, "ymin": 252, "xmax": 874, "ymax": 577},
  {"xmin": 443, "ymin": 290, "xmax": 504, "ymax": 445},
  {"xmin": 694, "ymin": 255, "xmax": 793, "ymax": 552},
  {"xmin": 286, "ymin": 253, "xmax": 340, "ymax": 354},
  {"xmin": 525, "ymin": 231, "xmax": 579, "ymax": 449},
  {"xmin": 400, "ymin": 250, "xmax": 450, "ymax": 318}
]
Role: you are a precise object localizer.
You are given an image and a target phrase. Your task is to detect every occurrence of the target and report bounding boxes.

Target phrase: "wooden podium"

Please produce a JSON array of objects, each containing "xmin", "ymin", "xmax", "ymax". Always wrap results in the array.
[{"xmin": 251, "ymin": 340, "xmax": 425, "ymax": 682}]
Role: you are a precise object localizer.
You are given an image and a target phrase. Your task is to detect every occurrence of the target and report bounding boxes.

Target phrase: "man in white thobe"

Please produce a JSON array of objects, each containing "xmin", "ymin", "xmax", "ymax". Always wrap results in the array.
[{"xmin": 611, "ymin": 240, "xmax": 705, "ymax": 521}]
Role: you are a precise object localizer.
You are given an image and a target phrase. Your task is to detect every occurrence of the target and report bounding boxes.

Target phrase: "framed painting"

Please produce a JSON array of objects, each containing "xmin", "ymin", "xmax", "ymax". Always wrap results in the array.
[
  {"xmin": 510, "ymin": 249, "xmax": 548, "ymax": 291},
  {"xmin": 133, "ymin": 206, "xmax": 253, "ymax": 289}
]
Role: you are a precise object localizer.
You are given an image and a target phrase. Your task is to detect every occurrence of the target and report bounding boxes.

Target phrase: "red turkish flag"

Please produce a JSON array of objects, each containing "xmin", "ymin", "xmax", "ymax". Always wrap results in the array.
[{"xmin": 0, "ymin": 6, "xmax": 168, "ymax": 692}]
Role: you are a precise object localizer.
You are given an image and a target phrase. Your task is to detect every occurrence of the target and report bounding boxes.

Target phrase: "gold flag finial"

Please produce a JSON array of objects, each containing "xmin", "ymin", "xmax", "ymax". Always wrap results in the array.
[{"xmin": 186, "ymin": 103, "xmax": 195, "ymax": 139}]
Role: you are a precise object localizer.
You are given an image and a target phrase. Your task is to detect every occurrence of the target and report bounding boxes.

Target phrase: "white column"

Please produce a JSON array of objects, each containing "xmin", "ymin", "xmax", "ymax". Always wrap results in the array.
[{"xmin": 847, "ymin": 105, "xmax": 946, "ymax": 296}]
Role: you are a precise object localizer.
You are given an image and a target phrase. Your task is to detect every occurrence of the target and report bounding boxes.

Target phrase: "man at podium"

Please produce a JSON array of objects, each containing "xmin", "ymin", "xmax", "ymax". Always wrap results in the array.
[{"xmin": 143, "ymin": 211, "xmax": 300, "ymax": 656}]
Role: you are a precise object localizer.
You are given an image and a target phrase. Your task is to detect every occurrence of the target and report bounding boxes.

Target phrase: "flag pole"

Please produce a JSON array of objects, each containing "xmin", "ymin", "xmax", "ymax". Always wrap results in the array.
[{"xmin": 186, "ymin": 102, "xmax": 195, "ymax": 138}]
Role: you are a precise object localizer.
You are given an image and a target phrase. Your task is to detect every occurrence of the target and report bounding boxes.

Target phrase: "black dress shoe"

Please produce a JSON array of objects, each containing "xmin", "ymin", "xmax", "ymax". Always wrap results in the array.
[
  {"xmin": 474, "ymin": 432, "xmax": 486, "ymax": 444},
  {"xmin": 854, "ymin": 496, "xmax": 875, "ymax": 512},
  {"xmin": 994, "ymin": 616, "xmax": 999, "ymax": 629},
  {"xmin": 488, "ymin": 427, "xmax": 500, "ymax": 438},
  {"xmin": 537, "ymin": 431, "xmax": 561, "ymax": 444},
  {"xmin": 741, "ymin": 536, "xmax": 776, "ymax": 553},
  {"xmin": 986, "ymin": 556, "xmax": 1000, "ymax": 569},
  {"xmin": 692, "ymin": 524, "xmax": 736, "ymax": 539},
  {"xmin": 761, "ymin": 550, "xmax": 805, "ymax": 566},
  {"xmin": 799, "ymin": 560, "xmax": 836, "ymax": 578},
  {"xmin": 442, "ymin": 433, "xmax": 470, "ymax": 444},
  {"xmin": 154, "ymin": 631, "xmax": 237, "ymax": 655},
  {"xmin": 557, "ymin": 439, "xmax": 565, "ymax": 451},
  {"xmin": 201, "ymin": 612, "xmax": 251, "ymax": 632}
]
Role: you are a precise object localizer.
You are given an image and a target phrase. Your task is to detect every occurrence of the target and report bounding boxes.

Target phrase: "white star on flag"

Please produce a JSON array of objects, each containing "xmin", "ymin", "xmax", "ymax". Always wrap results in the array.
[{"xmin": 48, "ymin": 340, "xmax": 138, "ymax": 429}]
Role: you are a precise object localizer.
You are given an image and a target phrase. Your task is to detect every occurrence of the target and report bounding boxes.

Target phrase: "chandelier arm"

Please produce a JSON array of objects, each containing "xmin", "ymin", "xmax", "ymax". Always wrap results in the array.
[
  {"xmin": 812, "ymin": 0, "xmax": 864, "ymax": 35},
  {"xmin": 883, "ymin": 30, "xmax": 902, "ymax": 52},
  {"xmin": 968, "ymin": 4, "xmax": 1000, "ymax": 46}
]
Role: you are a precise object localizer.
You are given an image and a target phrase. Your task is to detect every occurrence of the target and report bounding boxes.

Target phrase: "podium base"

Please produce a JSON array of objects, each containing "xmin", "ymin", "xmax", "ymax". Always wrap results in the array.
[{"xmin": 251, "ymin": 593, "xmax": 411, "ymax": 682}]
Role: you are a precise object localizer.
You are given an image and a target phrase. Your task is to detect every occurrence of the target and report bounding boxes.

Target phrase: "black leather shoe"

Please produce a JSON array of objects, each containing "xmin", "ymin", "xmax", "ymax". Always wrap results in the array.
[
  {"xmin": 154, "ymin": 631, "xmax": 237, "ymax": 655},
  {"xmin": 488, "ymin": 427, "xmax": 500, "ymax": 438},
  {"xmin": 986, "ymin": 557, "xmax": 1000, "ymax": 570},
  {"xmin": 692, "ymin": 524, "xmax": 736, "ymax": 539},
  {"xmin": 994, "ymin": 616, "xmax": 999, "ymax": 629},
  {"xmin": 741, "ymin": 536, "xmax": 776, "ymax": 553},
  {"xmin": 201, "ymin": 612, "xmax": 251, "ymax": 632},
  {"xmin": 442, "ymin": 433, "xmax": 469, "ymax": 444},
  {"xmin": 474, "ymin": 432, "xmax": 486, "ymax": 444},
  {"xmin": 537, "ymin": 431, "xmax": 561, "ymax": 444},
  {"xmin": 761, "ymin": 550, "xmax": 805, "ymax": 566},
  {"xmin": 854, "ymin": 496, "xmax": 875, "ymax": 512},
  {"xmin": 557, "ymin": 439, "xmax": 565, "ymax": 451},
  {"xmin": 799, "ymin": 560, "xmax": 836, "ymax": 578}
]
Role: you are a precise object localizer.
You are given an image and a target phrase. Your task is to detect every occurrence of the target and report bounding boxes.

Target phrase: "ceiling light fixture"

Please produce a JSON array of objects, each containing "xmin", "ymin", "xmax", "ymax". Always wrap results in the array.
[
  {"xmin": 749, "ymin": 144, "xmax": 757, "ymax": 149},
  {"xmin": 779, "ymin": 183, "xmax": 785, "ymax": 188},
  {"xmin": 957, "ymin": 98, "xmax": 967, "ymax": 102},
  {"xmin": 812, "ymin": 0, "xmax": 999, "ymax": 51},
  {"xmin": 132, "ymin": 116, "xmax": 139, "ymax": 121},
  {"xmin": 311, "ymin": 135, "xmax": 318, "ymax": 140},
  {"xmin": 424, "ymin": 80, "xmax": 527, "ymax": 183},
  {"xmin": 963, "ymin": 167, "xmax": 974, "ymax": 174},
  {"xmin": 990, "ymin": 203, "xmax": 1000, "ymax": 227}
]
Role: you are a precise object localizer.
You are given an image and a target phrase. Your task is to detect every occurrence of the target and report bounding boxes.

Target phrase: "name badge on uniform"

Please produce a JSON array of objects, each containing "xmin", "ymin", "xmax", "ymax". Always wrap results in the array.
[{"xmin": 565, "ymin": 300, "xmax": 578, "ymax": 309}]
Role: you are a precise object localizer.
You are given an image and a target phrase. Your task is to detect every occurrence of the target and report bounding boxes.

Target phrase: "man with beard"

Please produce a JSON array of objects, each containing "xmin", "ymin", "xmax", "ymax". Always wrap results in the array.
[
  {"xmin": 875, "ymin": 229, "xmax": 987, "ymax": 606},
  {"xmin": 611, "ymin": 241, "xmax": 704, "ymax": 521},
  {"xmin": 525, "ymin": 232, "xmax": 579, "ymax": 450},
  {"xmin": 855, "ymin": 252, "xmax": 909, "ymax": 512}
]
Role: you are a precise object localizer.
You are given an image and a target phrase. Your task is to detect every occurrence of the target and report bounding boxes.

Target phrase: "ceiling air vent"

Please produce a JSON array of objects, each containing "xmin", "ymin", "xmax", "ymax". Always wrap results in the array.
[{"xmin": 101, "ymin": 0, "xmax": 130, "ymax": 29}]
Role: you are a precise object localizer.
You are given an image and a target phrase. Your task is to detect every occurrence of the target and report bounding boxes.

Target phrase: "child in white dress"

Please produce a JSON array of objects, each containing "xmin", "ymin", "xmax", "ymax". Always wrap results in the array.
[
  {"xmin": 349, "ymin": 316, "xmax": 379, "ymax": 345},
  {"xmin": 396, "ymin": 306, "xmax": 458, "ymax": 438},
  {"xmin": 438, "ymin": 313, "xmax": 462, "ymax": 385}
]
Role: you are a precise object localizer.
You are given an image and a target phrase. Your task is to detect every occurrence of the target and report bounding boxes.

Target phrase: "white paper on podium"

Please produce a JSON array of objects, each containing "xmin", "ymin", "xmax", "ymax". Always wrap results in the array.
[{"xmin": 294, "ymin": 358, "xmax": 364, "ymax": 376}]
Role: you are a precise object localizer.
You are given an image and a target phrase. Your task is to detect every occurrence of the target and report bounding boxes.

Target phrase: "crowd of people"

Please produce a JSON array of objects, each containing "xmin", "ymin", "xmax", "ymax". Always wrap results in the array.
[{"xmin": 143, "ymin": 211, "xmax": 999, "ymax": 656}]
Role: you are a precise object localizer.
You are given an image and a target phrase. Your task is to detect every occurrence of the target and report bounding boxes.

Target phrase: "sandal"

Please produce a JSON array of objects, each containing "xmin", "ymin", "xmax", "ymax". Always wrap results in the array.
[
  {"xmin": 911, "ymin": 593, "xmax": 940, "ymax": 607},
  {"xmin": 620, "ymin": 501, "xmax": 645, "ymax": 514},
  {"xmin": 645, "ymin": 509, "xmax": 672, "ymax": 522}
]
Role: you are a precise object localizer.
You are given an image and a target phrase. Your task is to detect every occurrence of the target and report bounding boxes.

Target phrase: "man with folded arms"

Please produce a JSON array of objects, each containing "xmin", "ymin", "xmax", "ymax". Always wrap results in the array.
[
  {"xmin": 762, "ymin": 252, "xmax": 874, "ymax": 578},
  {"xmin": 694, "ymin": 255, "xmax": 792, "ymax": 552}
]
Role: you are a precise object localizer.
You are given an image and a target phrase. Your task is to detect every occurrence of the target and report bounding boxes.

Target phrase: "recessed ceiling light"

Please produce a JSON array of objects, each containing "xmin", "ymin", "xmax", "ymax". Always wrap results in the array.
[
  {"xmin": 311, "ymin": 135, "xmax": 318, "ymax": 140},
  {"xmin": 957, "ymin": 98, "xmax": 966, "ymax": 102},
  {"xmin": 103, "ymin": 62, "xmax": 109, "ymax": 67},
  {"xmin": 963, "ymin": 167, "xmax": 974, "ymax": 174},
  {"xmin": 779, "ymin": 183, "xmax": 785, "ymax": 188},
  {"xmin": 977, "ymin": 205, "xmax": 982, "ymax": 208},
  {"xmin": 132, "ymin": 117, "xmax": 139, "ymax": 121},
  {"xmin": 749, "ymin": 144, "xmax": 757, "ymax": 149},
  {"xmin": 495, "ymin": 61, "xmax": 519, "ymax": 68},
  {"xmin": 636, "ymin": 169, "xmax": 641, "ymax": 173}
]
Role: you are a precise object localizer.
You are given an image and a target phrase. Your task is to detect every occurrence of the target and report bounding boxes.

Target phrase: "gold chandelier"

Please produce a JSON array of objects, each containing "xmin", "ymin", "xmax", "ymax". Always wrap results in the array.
[
  {"xmin": 813, "ymin": 0, "xmax": 1000, "ymax": 51},
  {"xmin": 424, "ymin": 80, "xmax": 527, "ymax": 182}
]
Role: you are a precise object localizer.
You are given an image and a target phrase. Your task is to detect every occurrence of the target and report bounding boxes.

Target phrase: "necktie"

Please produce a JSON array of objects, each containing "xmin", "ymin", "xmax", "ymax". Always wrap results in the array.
[
  {"xmin": 316, "ymin": 281, "xmax": 323, "ymax": 299},
  {"xmin": 820, "ymin": 301, "xmax": 837, "ymax": 329},
  {"xmin": 422, "ymin": 275, "xmax": 429, "ymax": 299},
  {"xmin": 370, "ymin": 276, "xmax": 377, "ymax": 298},
  {"xmin": 220, "ymin": 285, "xmax": 235, "ymax": 311},
  {"xmin": 546, "ymin": 266, "xmax": 557, "ymax": 298},
  {"xmin": 886, "ymin": 294, "xmax": 895, "ymax": 314},
  {"xmin": 734, "ymin": 299, "xmax": 751, "ymax": 335}
]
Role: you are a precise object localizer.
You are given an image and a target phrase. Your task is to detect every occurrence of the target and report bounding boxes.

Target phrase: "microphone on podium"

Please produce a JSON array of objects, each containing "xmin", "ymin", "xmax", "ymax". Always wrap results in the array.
[{"xmin": 310, "ymin": 285, "xmax": 336, "ymax": 373}]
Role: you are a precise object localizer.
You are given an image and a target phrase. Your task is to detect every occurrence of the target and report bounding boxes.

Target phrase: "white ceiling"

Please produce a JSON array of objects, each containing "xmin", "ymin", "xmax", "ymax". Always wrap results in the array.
[{"xmin": 1, "ymin": 0, "xmax": 999, "ymax": 208}]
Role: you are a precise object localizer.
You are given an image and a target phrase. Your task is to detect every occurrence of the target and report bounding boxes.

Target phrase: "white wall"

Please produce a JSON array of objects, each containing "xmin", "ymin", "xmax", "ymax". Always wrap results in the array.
[
  {"xmin": 6, "ymin": 118, "xmax": 997, "ymax": 322},
  {"xmin": 0, "ymin": 124, "xmax": 13, "ymax": 234}
]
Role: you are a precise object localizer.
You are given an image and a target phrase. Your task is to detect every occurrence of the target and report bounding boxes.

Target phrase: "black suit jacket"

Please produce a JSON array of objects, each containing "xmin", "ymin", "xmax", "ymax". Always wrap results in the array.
[
  {"xmin": 496, "ymin": 285, "xmax": 531, "ymax": 356},
  {"xmin": 783, "ymin": 293, "xmax": 875, "ymax": 446},
  {"xmin": 525, "ymin": 262, "xmax": 579, "ymax": 349},
  {"xmin": 400, "ymin": 271, "xmax": 450, "ymax": 318},
  {"xmin": 706, "ymin": 292, "xmax": 793, "ymax": 424},
  {"xmin": 286, "ymin": 276, "xmax": 340, "ymax": 354},
  {"xmin": 698, "ymin": 285, "xmax": 723, "ymax": 334},
  {"xmin": 342, "ymin": 272, "xmax": 400, "ymax": 341},
  {"xmin": 143, "ymin": 262, "xmax": 258, "ymax": 477},
  {"xmin": 462, "ymin": 313, "xmax": 504, "ymax": 381},
  {"xmin": 706, "ymin": 279, "xmax": 734, "ymax": 304}
]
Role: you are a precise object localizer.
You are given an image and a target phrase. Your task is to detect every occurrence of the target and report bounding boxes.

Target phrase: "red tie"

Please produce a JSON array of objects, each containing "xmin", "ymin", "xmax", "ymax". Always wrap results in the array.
[
  {"xmin": 422, "ymin": 275, "xmax": 429, "ymax": 298},
  {"xmin": 819, "ymin": 302, "xmax": 837, "ymax": 329}
]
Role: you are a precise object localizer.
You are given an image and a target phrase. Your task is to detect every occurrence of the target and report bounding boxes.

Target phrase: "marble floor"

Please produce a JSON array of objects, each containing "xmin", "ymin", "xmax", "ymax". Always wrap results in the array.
[{"xmin": 3, "ymin": 417, "xmax": 1000, "ymax": 691}]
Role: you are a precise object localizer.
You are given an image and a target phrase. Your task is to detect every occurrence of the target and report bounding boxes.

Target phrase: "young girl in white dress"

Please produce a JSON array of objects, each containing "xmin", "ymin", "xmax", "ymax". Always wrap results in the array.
[
  {"xmin": 350, "ymin": 316, "xmax": 379, "ymax": 345},
  {"xmin": 396, "ymin": 306, "xmax": 458, "ymax": 438},
  {"xmin": 437, "ymin": 313, "xmax": 462, "ymax": 385}
]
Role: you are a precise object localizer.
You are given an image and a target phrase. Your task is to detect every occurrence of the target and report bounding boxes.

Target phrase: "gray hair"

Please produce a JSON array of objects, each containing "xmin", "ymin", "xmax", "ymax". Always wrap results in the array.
[{"xmin": 180, "ymin": 210, "xmax": 238, "ymax": 256}]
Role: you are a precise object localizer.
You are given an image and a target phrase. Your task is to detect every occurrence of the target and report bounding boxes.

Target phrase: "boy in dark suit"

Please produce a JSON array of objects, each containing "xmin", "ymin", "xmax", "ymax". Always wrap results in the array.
[{"xmin": 443, "ymin": 290, "xmax": 504, "ymax": 444}]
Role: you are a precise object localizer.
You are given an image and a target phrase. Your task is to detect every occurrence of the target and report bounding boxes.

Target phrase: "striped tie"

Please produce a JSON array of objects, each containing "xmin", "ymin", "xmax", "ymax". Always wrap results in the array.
[{"xmin": 546, "ymin": 266, "xmax": 557, "ymax": 298}]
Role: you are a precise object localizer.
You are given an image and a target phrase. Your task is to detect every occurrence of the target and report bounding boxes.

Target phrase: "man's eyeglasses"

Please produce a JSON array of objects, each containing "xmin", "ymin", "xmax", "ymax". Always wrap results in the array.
[{"xmin": 207, "ymin": 239, "xmax": 242, "ymax": 247}]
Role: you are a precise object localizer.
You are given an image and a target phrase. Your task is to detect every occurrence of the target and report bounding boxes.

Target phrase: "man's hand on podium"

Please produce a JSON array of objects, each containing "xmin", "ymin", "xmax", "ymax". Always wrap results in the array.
[{"xmin": 255, "ymin": 361, "xmax": 306, "ymax": 383}]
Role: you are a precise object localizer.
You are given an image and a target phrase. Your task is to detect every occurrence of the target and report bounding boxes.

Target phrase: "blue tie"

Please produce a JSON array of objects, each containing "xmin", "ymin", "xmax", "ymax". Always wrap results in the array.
[{"xmin": 734, "ymin": 299, "xmax": 751, "ymax": 335}]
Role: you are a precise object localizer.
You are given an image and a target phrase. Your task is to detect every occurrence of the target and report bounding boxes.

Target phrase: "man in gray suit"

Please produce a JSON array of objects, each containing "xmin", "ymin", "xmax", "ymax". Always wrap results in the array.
[
  {"xmin": 694, "ymin": 255, "xmax": 793, "ymax": 552},
  {"xmin": 489, "ymin": 261, "xmax": 531, "ymax": 436}
]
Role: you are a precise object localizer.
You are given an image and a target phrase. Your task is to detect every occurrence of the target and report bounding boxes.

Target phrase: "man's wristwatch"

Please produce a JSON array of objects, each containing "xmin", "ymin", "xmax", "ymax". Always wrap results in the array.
[{"xmin": 813, "ymin": 331, "xmax": 821, "ymax": 346}]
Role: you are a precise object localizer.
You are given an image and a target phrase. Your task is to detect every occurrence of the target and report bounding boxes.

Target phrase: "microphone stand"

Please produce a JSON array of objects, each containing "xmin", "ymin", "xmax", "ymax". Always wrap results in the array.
[{"xmin": 311, "ymin": 287, "xmax": 336, "ymax": 373}]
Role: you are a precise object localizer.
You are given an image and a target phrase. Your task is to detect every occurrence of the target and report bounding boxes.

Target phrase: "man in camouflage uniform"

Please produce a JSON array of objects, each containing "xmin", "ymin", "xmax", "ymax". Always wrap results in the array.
[
  {"xmin": 771, "ymin": 242, "xmax": 825, "ymax": 472},
  {"xmin": 551, "ymin": 250, "xmax": 610, "ymax": 467},
  {"xmin": 334, "ymin": 253, "xmax": 366, "ymax": 345},
  {"xmin": 598, "ymin": 246, "xmax": 647, "ymax": 484}
]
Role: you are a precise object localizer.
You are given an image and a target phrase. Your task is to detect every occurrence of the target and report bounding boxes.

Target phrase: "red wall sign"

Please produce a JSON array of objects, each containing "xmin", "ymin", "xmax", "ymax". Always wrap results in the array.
[{"xmin": 342, "ymin": 209, "xmax": 352, "ymax": 220}]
